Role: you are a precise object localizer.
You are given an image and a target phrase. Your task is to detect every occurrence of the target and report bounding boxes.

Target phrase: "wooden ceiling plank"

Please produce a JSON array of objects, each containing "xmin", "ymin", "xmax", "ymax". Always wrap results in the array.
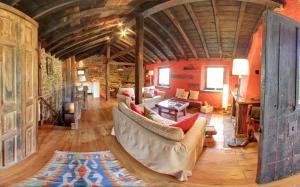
[
  {"xmin": 110, "ymin": 46, "xmax": 134, "ymax": 60},
  {"xmin": 75, "ymin": 46, "xmax": 104, "ymax": 61},
  {"xmin": 211, "ymin": 0, "xmax": 223, "ymax": 58},
  {"xmin": 185, "ymin": 3, "xmax": 210, "ymax": 59},
  {"xmin": 112, "ymin": 42, "xmax": 137, "ymax": 62},
  {"xmin": 46, "ymin": 26, "xmax": 114, "ymax": 52},
  {"xmin": 142, "ymin": 0, "xmax": 280, "ymax": 18},
  {"xmin": 148, "ymin": 16, "xmax": 186, "ymax": 59},
  {"xmin": 52, "ymin": 32, "xmax": 110, "ymax": 55},
  {"xmin": 118, "ymin": 38, "xmax": 156, "ymax": 63},
  {"xmin": 58, "ymin": 38, "xmax": 109, "ymax": 59},
  {"xmin": 164, "ymin": 9, "xmax": 199, "ymax": 59},
  {"xmin": 233, "ymin": 2, "xmax": 247, "ymax": 58},
  {"xmin": 32, "ymin": 0, "xmax": 81, "ymax": 20},
  {"xmin": 109, "ymin": 61, "xmax": 135, "ymax": 66},
  {"xmin": 145, "ymin": 26, "xmax": 177, "ymax": 61},
  {"xmin": 40, "ymin": 6, "xmax": 131, "ymax": 39}
]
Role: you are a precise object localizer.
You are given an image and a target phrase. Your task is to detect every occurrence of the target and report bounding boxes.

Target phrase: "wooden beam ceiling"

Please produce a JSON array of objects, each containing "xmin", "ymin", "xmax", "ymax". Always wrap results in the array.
[
  {"xmin": 164, "ymin": 9, "xmax": 199, "ymax": 59},
  {"xmin": 145, "ymin": 26, "xmax": 177, "ymax": 61},
  {"xmin": 184, "ymin": 3, "xmax": 210, "ymax": 59},
  {"xmin": 39, "ymin": 6, "xmax": 131, "ymax": 39},
  {"xmin": 148, "ymin": 16, "xmax": 186, "ymax": 59},
  {"xmin": 232, "ymin": 2, "xmax": 247, "ymax": 58},
  {"xmin": 211, "ymin": 0, "xmax": 222, "ymax": 58},
  {"xmin": 110, "ymin": 47, "xmax": 134, "ymax": 60}
]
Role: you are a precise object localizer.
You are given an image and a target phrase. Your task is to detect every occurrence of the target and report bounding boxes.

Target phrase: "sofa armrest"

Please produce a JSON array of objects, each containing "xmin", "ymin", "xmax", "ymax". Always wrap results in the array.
[{"xmin": 181, "ymin": 117, "xmax": 206, "ymax": 151}]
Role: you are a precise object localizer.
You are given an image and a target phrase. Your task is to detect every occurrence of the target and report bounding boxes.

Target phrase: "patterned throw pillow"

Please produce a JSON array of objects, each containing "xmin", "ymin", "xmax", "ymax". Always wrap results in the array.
[
  {"xmin": 189, "ymin": 90, "xmax": 199, "ymax": 100},
  {"xmin": 175, "ymin": 88, "xmax": 185, "ymax": 98}
]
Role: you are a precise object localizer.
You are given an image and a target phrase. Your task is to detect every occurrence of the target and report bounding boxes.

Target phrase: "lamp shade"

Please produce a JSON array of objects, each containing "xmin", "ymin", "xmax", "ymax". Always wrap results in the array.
[
  {"xmin": 148, "ymin": 70, "xmax": 154, "ymax": 76},
  {"xmin": 232, "ymin": 58, "xmax": 249, "ymax": 76}
]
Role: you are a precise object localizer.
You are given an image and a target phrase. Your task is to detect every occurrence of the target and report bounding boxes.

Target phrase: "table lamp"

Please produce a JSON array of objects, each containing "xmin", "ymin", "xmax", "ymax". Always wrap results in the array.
[
  {"xmin": 148, "ymin": 70, "xmax": 154, "ymax": 85},
  {"xmin": 232, "ymin": 58, "xmax": 249, "ymax": 99}
]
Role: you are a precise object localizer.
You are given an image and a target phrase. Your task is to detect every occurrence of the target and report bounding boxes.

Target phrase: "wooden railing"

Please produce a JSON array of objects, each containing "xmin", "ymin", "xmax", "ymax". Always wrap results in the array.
[{"xmin": 38, "ymin": 96, "xmax": 60, "ymax": 125}]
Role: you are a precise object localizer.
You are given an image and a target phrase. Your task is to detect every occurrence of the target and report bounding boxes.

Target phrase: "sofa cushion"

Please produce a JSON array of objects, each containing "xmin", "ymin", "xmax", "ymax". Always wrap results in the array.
[
  {"xmin": 122, "ymin": 90, "xmax": 132, "ymax": 97},
  {"xmin": 171, "ymin": 114, "xmax": 199, "ymax": 133},
  {"xmin": 118, "ymin": 102, "xmax": 184, "ymax": 141},
  {"xmin": 144, "ymin": 107, "xmax": 175, "ymax": 126},
  {"xmin": 154, "ymin": 88, "xmax": 160, "ymax": 96},
  {"xmin": 188, "ymin": 90, "xmax": 199, "ymax": 100},
  {"xmin": 175, "ymin": 88, "xmax": 185, "ymax": 98},
  {"xmin": 143, "ymin": 89, "xmax": 155, "ymax": 98},
  {"xmin": 178, "ymin": 91, "xmax": 189, "ymax": 100},
  {"xmin": 130, "ymin": 103, "xmax": 144, "ymax": 116}
]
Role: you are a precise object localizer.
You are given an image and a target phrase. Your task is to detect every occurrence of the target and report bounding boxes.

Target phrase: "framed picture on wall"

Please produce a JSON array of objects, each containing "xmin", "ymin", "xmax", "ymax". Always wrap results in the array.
[{"xmin": 46, "ymin": 57, "xmax": 53, "ymax": 75}]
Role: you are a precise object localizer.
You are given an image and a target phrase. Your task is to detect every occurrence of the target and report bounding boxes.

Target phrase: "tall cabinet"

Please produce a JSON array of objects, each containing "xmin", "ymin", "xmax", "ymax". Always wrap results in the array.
[{"xmin": 0, "ymin": 3, "xmax": 38, "ymax": 168}]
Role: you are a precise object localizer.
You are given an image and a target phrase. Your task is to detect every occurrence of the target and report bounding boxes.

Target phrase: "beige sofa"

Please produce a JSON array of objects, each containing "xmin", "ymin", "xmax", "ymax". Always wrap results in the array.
[
  {"xmin": 116, "ymin": 86, "xmax": 165, "ymax": 108},
  {"xmin": 112, "ymin": 102, "xmax": 206, "ymax": 181}
]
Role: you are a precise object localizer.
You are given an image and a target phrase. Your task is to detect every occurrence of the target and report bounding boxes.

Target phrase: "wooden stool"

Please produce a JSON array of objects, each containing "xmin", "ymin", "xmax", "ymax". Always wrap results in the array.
[{"xmin": 205, "ymin": 126, "xmax": 217, "ymax": 146}]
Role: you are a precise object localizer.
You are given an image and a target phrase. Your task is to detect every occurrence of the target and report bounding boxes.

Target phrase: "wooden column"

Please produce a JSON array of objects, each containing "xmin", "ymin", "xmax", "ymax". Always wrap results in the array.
[
  {"xmin": 65, "ymin": 58, "xmax": 72, "ymax": 101},
  {"xmin": 135, "ymin": 14, "xmax": 144, "ymax": 104},
  {"xmin": 105, "ymin": 42, "xmax": 111, "ymax": 101}
]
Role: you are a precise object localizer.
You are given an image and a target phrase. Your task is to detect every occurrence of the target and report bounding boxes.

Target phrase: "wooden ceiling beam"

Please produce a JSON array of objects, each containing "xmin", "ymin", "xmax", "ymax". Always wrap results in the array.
[
  {"xmin": 119, "ymin": 38, "xmax": 156, "ymax": 63},
  {"xmin": 148, "ymin": 16, "xmax": 186, "ymax": 59},
  {"xmin": 41, "ymin": 15, "xmax": 120, "ymax": 48},
  {"xmin": 110, "ymin": 47, "xmax": 134, "ymax": 60},
  {"xmin": 109, "ymin": 61, "xmax": 135, "ymax": 66},
  {"xmin": 233, "ymin": 2, "xmax": 247, "ymax": 58},
  {"xmin": 40, "ymin": 6, "xmax": 131, "ymax": 39},
  {"xmin": 211, "ymin": 0, "xmax": 223, "ymax": 58},
  {"xmin": 58, "ymin": 38, "xmax": 108, "ymax": 59},
  {"xmin": 143, "ymin": 0, "xmax": 280, "ymax": 18},
  {"xmin": 46, "ymin": 25, "xmax": 115, "ymax": 52},
  {"xmin": 185, "ymin": 3, "xmax": 210, "ymax": 59},
  {"xmin": 55, "ymin": 35, "xmax": 110, "ymax": 57},
  {"xmin": 52, "ymin": 32, "xmax": 111, "ymax": 56},
  {"xmin": 145, "ymin": 26, "xmax": 177, "ymax": 61},
  {"xmin": 32, "ymin": 0, "xmax": 82, "ymax": 20},
  {"xmin": 164, "ymin": 9, "xmax": 199, "ymax": 59},
  {"xmin": 112, "ymin": 42, "xmax": 137, "ymax": 62},
  {"xmin": 75, "ymin": 46, "xmax": 104, "ymax": 61}
]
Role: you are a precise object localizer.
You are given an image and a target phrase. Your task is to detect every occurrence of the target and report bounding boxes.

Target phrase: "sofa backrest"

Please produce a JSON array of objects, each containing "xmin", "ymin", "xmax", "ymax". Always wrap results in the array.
[
  {"xmin": 142, "ymin": 86, "xmax": 155, "ymax": 93},
  {"xmin": 118, "ymin": 102, "xmax": 184, "ymax": 141}
]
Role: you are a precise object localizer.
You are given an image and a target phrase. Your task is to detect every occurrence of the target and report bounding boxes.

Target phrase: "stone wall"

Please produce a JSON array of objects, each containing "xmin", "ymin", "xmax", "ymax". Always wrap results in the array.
[
  {"xmin": 77, "ymin": 55, "xmax": 135, "ymax": 94},
  {"xmin": 40, "ymin": 49, "xmax": 64, "ymax": 122}
]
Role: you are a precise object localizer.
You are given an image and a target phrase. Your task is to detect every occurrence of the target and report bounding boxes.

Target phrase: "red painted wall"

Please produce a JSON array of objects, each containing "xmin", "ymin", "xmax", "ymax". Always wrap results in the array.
[
  {"xmin": 145, "ymin": 60, "xmax": 238, "ymax": 109},
  {"xmin": 240, "ymin": 0, "xmax": 300, "ymax": 100}
]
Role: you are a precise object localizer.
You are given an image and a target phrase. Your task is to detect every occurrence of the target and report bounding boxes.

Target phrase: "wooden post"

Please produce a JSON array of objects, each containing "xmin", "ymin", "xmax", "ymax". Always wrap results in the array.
[
  {"xmin": 135, "ymin": 14, "xmax": 144, "ymax": 104},
  {"xmin": 38, "ymin": 43, "xmax": 43, "ymax": 126},
  {"xmin": 105, "ymin": 42, "xmax": 111, "ymax": 101}
]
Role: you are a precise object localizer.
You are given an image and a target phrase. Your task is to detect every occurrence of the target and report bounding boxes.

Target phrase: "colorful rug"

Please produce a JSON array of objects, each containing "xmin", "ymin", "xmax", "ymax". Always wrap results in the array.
[{"xmin": 16, "ymin": 151, "xmax": 146, "ymax": 187}]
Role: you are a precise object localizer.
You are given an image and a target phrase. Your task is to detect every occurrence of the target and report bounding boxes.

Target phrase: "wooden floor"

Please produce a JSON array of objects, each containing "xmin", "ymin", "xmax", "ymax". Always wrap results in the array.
[{"xmin": 1, "ymin": 96, "xmax": 300, "ymax": 186}]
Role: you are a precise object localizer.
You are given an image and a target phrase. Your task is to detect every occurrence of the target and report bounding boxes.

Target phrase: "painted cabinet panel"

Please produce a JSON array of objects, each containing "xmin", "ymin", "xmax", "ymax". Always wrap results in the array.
[{"xmin": 0, "ymin": 3, "xmax": 38, "ymax": 168}]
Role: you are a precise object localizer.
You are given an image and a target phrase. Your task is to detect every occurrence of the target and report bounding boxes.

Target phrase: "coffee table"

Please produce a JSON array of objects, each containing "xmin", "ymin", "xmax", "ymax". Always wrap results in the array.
[{"xmin": 155, "ymin": 99, "xmax": 189, "ymax": 121}]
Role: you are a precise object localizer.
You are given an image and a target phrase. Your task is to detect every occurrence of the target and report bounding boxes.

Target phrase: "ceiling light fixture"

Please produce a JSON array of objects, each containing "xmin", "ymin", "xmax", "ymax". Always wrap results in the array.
[
  {"xmin": 118, "ymin": 22, "xmax": 123, "ymax": 27},
  {"xmin": 120, "ymin": 28, "xmax": 128, "ymax": 37}
]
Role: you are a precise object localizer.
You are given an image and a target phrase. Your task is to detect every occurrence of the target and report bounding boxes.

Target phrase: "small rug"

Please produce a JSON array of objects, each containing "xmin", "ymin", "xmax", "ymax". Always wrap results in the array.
[{"xmin": 16, "ymin": 151, "xmax": 146, "ymax": 187}]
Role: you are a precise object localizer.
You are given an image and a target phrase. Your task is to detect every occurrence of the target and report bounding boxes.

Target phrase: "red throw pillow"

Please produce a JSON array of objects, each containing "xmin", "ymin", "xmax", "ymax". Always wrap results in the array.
[
  {"xmin": 130, "ymin": 103, "xmax": 144, "ymax": 116},
  {"xmin": 122, "ymin": 90, "xmax": 131, "ymax": 97},
  {"xmin": 171, "ymin": 114, "xmax": 199, "ymax": 133},
  {"xmin": 154, "ymin": 88, "xmax": 160, "ymax": 96}
]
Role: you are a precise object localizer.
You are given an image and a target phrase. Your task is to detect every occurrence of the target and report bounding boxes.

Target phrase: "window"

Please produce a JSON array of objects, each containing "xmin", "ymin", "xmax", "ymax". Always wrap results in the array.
[
  {"xmin": 77, "ymin": 69, "xmax": 85, "ymax": 75},
  {"xmin": 205, "ymin": 67, "xmax": 225, "ymax": 90},
  {"xmin": 158, "ymin": 67, "xmax": 170, "ymax": 87}
]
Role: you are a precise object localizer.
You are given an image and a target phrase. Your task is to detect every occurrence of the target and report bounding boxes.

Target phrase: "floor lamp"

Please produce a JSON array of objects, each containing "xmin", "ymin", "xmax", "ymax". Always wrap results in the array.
[
  {"xmin": 148, "ymin": 70, "xmax": 154, "ymax": 86},
  {"xmin": 228, "ymin": 58, "xmax": 249, "ymax": 147}
]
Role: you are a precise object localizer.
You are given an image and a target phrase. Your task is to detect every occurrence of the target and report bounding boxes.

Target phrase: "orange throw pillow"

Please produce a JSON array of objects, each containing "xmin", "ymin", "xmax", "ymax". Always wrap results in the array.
[
  {"xmin": 130, "ymin": 103, "xmax": 144, "ymax": 116},
  {"xmin": 171, "ymin": 114, "xmax": 199, "ymax": 133}
]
